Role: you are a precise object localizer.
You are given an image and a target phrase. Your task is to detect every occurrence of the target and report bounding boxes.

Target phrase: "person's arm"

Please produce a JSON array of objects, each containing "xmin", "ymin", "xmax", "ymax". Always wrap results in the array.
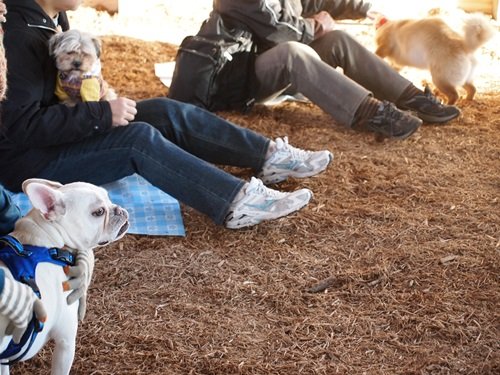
[
  {"xmin": 301, "ymin": 0, "xmax": 372, "ymax": 20},
  {"xmin": 310, "ymin": 11, "xmax": 337, "ymax": 40},
  {"xmin": 0, "ymin": 269, "xmax": 47, "ymax": 343},
  {"xmin": 215, "ymin": 0, "xmax": 317, "ymax": 47},
  {"xmin": 1, "ymin": 31, "xmax": 113, "ymax": 149},
  {"xmin": 0, "ymin": 186, "xmax": 20, "ymax": 236}
]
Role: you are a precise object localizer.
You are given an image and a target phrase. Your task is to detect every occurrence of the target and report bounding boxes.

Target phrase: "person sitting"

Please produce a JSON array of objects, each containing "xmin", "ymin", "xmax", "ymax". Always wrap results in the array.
[
  {"xmin": 184, "ymin": 0, "xmax": 460, "ymax": 140},
  {"xmin": 0, "ymin": 0, "xmax": 99, "ymax": 336},
  {"xmin": 0, "ymin": 0, "xmax": 334, "ymax": 230}
]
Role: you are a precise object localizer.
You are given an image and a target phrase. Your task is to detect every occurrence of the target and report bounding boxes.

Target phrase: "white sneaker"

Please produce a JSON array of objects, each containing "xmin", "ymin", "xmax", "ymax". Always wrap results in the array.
[
  {"xmin": 257, "ymin": 137, "xmax": 333, "ymax": 184},
  {"xmin": 225, "ymin": 177, "xmax": 312, "ymax": 229}
]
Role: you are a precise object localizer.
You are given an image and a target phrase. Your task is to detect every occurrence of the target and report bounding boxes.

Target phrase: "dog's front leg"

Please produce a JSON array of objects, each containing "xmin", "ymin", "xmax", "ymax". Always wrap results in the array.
[
  {"xmin": 51, "ymin": 338, "xmax": 76, "ymax": 375},
  {"xmin": 50, "ymin": 309, "xmax": 78, "ymax": 375},
  {"xmin": 463, "ymin": 83, "xmax": 476, "ymax": 101},
  {"xmin": 51, "ymin": 335, "xmax": 77, "ymax": 375}
]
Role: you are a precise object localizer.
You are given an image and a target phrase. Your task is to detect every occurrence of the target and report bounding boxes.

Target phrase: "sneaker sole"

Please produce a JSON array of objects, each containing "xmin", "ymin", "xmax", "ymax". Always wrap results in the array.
[
  {"xmin": 367, "ymin": 118, "xmax": 422, "ymax": 140},
  {"xmin": 392, "ymin": 118, "xmax": 423, "ymax": 140},
  {"xmin": 401, "ymin": 108, "xmax": 461, "ymax": 124},
  {"xmin": 225, "ymin": 190, "xmax": 313, "ymax": 229}
]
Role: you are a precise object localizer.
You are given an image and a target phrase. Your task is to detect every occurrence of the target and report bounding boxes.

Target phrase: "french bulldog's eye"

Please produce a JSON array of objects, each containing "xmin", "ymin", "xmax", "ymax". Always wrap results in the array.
[{"xmin": 92, "ymin": 208, "xmax": 106, "ymax": 217}]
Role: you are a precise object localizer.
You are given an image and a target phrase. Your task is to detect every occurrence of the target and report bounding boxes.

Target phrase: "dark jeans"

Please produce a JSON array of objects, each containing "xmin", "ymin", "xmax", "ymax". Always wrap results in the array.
[
  {"xmin": 36, "ymin": 98, "xmax": 270, "ymax": 225},
  {"xmin": 0, "ymin": 184, "xmax": 20, "ymax": 235}
]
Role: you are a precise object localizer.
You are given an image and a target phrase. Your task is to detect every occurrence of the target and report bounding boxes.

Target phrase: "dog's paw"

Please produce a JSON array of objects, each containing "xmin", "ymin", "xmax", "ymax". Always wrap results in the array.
[
  {"xmin": 77, "ymin": 295, "xmax": 87, "ymax": 321},
  {"xmin": 102, "ymin": 84, "xmax": 118, "ymax": 101}
]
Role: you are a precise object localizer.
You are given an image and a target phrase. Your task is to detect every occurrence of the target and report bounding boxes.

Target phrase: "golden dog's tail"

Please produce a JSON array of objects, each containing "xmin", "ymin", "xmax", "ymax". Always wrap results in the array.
[{"xmin": 462, "ymin": 13, "xmax": 496, "ymax": 52}]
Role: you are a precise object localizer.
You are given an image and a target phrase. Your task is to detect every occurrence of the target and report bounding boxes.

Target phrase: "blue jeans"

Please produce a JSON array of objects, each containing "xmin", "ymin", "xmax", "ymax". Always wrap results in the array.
[
  {"xmin": 36, "ymin": 98, "xmax": 270, "ymax": 225},
  {"xmin": 0, "ymin": 184, "xmax": 21, "ymax": 235}
]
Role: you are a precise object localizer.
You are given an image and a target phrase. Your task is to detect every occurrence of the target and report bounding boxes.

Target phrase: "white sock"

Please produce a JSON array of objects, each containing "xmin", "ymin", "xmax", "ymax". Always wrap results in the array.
[
  {"xmin": 265, "ymin": 141, "xmax": 277, "ymax": 160},
  {"xmin": 230, "ymin": 182, "xmax": 250, "ymax": 207}
]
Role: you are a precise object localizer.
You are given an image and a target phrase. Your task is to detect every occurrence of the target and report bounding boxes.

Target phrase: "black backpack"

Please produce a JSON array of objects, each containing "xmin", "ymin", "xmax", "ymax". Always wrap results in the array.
[{"xmin": 168, "ymin": 12, "xmax": 258, "ymax": 112}]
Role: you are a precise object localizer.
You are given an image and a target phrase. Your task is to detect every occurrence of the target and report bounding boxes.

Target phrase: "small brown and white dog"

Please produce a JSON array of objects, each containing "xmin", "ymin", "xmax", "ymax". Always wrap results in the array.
[
  {"xmin": 375, "ymin": 13, "xmax": 496, "ymax": 104},
  {"xmin": 49, "ymin": 29, "xmax": 117, "ymax": 106}
]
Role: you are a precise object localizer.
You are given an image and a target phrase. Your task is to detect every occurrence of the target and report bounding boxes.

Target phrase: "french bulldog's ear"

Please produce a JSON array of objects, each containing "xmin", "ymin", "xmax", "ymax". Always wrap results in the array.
[
  {"xmin": 22, "ymin": 178, "xmax": 63, "ymax": 192},
  {"xmin": 23, "ymin": 180, "xmax": 66, "ymax": 221}
]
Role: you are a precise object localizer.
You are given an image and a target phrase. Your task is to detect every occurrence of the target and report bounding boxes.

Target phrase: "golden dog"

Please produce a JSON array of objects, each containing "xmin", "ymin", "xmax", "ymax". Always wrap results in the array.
[{"xmin": 375, "ymin": 13, "xmax": 496, "ymax": 104}]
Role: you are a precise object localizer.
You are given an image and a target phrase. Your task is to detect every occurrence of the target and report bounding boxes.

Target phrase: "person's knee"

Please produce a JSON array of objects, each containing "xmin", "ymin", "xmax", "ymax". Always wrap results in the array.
[
  {"xmin": 136, "ymin": 96, "xmax": 200, "ymax": 126},
  {"xmin": 119, "ymin": 122, "xmax": 163, "ymax": 151},
  {"xmin": 321, "ymin": 29, "xmax": 358, "ymax": 48},
  {"xmin": 136, "ymin": 97, "xmax": 171, "ymax": 118},
  {"xmin": 280, "ymin": 42, "xmax": 321, "ymax": 70}
]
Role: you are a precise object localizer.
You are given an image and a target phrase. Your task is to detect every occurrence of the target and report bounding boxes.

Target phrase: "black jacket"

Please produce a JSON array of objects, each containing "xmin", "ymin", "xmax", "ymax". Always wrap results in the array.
[
  {"xmin": 0, "ymin": 0, "xmax": 112, "ymax": 190},
  {"xmin": 214, "ymin": 0, "xmax": 372, "ymax": 51}
]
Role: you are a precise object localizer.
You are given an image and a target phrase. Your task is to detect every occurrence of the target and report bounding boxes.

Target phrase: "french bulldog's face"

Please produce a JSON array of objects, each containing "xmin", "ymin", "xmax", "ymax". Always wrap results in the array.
[{"xmin": 22, "ymin": 179, "xmax": 129, "ymax": 250}]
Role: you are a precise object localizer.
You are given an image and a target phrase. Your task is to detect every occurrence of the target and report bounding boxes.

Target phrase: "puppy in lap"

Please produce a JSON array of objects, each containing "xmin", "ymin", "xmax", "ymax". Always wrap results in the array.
[{"xmin": 49, "ymin": 29, "xmax": 117, "ymax": 106}]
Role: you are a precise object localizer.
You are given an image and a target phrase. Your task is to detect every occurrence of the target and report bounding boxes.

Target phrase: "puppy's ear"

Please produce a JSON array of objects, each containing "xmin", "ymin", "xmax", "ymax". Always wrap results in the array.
[
  {"xmin": 91, "ymin": 36, "xmax": 102, "ymax": 58},
  {"xmin": 22, "ymin": 178, "xmax": 63, "ymax": 192},
  {"xmin": 23, "ymin": 179, "xmax": 66, "ymax": 221},
  {"xmin": 48, "ymin": 32, "xmax": 64, "ymax": 56}
]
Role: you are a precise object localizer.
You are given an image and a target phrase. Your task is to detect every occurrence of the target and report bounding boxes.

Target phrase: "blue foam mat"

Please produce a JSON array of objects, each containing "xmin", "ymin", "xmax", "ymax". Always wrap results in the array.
[{"xmin": 9, "ymin": 174, "xmax": 185, "ymax": 236}]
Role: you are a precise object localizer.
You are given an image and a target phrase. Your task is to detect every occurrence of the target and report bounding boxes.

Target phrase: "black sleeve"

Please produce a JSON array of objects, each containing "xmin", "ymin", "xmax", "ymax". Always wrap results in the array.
[
  {"xmin": 301, "ymin": 0, "xmax": 372, "ymax": 19},
  {"xmin": 1, "ymin": 31, "xmax": 113, "ymax": 149},
  {"xmin": 215, "ymin": 0, "xmax": 317, "ymax": 47}
]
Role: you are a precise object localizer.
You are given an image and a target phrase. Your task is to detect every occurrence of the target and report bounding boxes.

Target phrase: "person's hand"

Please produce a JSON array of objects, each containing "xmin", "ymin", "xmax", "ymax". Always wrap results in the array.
[
  {"xmin": 366, "ymin": 10, "xmax": 385, "ymax": 21},
  {"xmin": 108, "ymin": 97, "xmax": 137, "ymax": 127},
  {"xmin": 1, "ymin": 276, "xmax": 47, "ymax": 344},
  {"xmin": 63, "ymin": 249, "xmax": 95, "ymax": 321},
  {"xmin": 312, "ymin": 11, "xmax": 336, "ymax": 39}
]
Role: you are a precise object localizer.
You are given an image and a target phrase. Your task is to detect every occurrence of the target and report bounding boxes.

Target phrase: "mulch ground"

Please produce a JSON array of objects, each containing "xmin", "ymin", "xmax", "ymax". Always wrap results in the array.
[{"xmin": 14, "ymin": 33, "xmax": 499, "ymax": 375}]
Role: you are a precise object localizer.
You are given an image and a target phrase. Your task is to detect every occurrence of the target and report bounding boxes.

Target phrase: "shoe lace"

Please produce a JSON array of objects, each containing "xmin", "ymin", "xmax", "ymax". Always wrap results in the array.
[
  {"xmin": 247, "ymin": 178, "xmax": 284, "ymax": 199},
  {"xmin": 379, "ymin": 101, "xmax": 402, "ymax": 122},
  {"xmin": 275, "ymin": 137, "xmax": 310, "ymax": 161},
  {"xmin": 423, "ymin": 86, "xmax": 442, "ymax": 105}
]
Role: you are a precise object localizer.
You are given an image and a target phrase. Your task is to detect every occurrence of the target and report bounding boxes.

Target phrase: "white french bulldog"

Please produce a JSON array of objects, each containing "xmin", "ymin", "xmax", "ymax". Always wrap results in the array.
[{"xmin": 0, "ymin": 179, "xmax": 129, "ymax": 375}]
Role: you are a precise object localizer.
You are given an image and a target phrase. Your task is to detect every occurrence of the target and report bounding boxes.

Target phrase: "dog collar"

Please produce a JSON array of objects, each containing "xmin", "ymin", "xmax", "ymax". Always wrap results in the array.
[{"xmin": 375, "ymin": 16, "xmax": 388, "ymax": 30}]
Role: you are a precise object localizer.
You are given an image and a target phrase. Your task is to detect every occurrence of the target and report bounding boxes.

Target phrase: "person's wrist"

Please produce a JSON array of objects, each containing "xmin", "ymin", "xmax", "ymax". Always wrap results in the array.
[{"xmin": 312, "ymin": 19, "xmax": 324, "ymax": 39}]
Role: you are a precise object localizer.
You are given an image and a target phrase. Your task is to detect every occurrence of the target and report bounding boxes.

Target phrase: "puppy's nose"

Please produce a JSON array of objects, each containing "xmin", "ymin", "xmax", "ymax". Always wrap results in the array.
[
  {"xmin": 72, "ymin": 60, "xmax": 82, "ymax": 68},
  {"xmin": 113, "ymin": 205, "xmax": 128, "ymax": 218}
]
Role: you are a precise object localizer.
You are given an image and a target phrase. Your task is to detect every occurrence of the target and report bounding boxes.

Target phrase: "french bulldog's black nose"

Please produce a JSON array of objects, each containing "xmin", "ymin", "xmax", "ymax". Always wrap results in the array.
[
  {"xmin": 72, "ymin": 60, "xmax": 82, "ymax": 68},
  {"xmin": 113, "ymin": 205, "xmax": 128, "ymax": 218}
]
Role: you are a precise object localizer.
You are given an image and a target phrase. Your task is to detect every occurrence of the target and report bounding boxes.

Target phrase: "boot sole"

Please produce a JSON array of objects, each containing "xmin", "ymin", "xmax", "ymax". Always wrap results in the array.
[
  {"xmin": 401, "ymin": 108, "xmax": 461, "ymax": 124},
  {"xmin": 393, "ymin": 119, "xmax": 423, "ymax": 140}
]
